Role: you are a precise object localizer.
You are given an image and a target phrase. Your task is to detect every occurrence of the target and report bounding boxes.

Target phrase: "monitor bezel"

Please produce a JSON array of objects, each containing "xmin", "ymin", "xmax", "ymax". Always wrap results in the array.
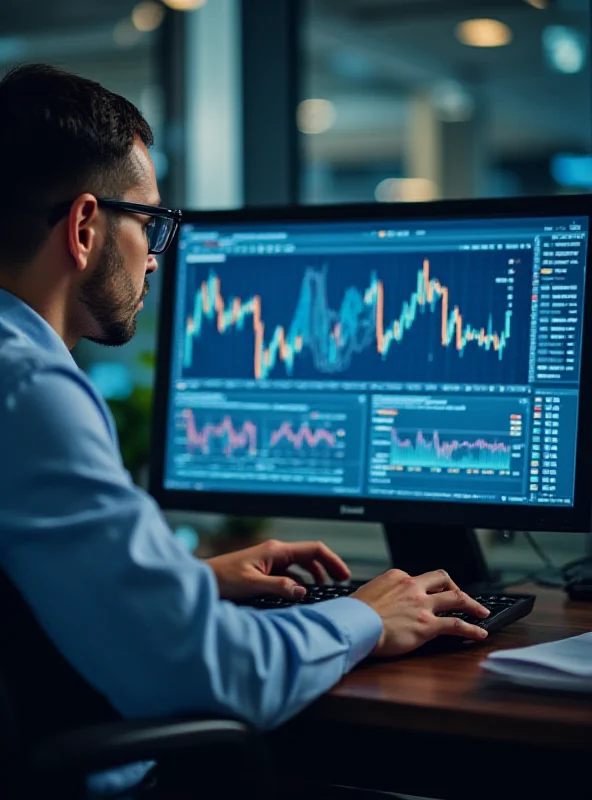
[{"xmin": 149, "ymin": 194, "xmax": 592, "ymax": 533}]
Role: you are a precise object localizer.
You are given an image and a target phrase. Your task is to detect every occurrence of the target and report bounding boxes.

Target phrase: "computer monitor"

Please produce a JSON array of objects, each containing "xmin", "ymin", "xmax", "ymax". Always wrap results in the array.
[{"xmin": 150, "ymin": 195, "xmax": 592, "ymax": 587}]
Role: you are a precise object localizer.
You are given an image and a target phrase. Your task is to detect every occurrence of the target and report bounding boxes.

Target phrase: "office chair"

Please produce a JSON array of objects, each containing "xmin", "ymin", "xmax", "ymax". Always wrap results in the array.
[{"xmin": 0, "ymin": 568, "xmax": 275, "ymax": 800}]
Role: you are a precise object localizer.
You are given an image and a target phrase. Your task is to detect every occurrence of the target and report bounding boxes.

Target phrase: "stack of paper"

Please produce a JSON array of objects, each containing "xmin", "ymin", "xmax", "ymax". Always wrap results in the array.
[{"xmin": 481, "ymin": 633, "xmax": 592, "ymax": 692}]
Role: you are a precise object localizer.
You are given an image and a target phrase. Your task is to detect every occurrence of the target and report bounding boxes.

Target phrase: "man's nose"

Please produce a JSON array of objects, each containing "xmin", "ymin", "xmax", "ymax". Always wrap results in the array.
[{"xmin": 146, "ymin": 254, "xmax": 159, "ymax": 274}]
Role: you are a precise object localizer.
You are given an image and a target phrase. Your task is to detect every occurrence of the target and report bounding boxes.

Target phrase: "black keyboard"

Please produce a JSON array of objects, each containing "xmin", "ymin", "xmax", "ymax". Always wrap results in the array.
[
  {"xmin": 244, "ymin": 583, "xmax": 535, "ymax": 646},
  {"xmin": 246, "ymin": 582, "xmax": 362, "ymax": 609}
]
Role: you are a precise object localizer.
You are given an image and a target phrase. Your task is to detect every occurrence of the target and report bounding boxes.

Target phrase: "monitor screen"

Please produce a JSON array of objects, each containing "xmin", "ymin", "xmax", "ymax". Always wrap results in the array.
[{"xmin": 152, "ymin": 199, "xmax": 592, "ymax": 529}]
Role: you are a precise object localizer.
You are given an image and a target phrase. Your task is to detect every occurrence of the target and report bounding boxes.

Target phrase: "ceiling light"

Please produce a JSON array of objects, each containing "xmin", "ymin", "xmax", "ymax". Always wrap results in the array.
[
  {"xmin": 455, "ymin": 19, "xmax": 513, "ymax": 48},
  {"xmin": 132, "ymin": 2, "xmax": 166, "ymax": 31},
  {"xmin": 161, "ymin": 0, "xmax": 206, "ymax": 10},
  {"xmin": 524, "ymin": 0, "xmax": 548, "ymax": 8},
  {"xmin": 543, "ymin": 25, "xmax": 587, "ymax": 74},
  {"xmin": 375, "ymin": 178, "xmax": 438, "ymax": 203},
  {"xmin": 297, "ymin": 99, "xmax": 337, "ymax": 135}
]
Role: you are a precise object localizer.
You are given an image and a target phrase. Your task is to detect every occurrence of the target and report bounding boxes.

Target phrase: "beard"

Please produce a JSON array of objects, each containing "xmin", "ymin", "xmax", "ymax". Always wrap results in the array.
[{"xmin": 79, "ymin": 219, "xmax": 146, "ymax": 347}]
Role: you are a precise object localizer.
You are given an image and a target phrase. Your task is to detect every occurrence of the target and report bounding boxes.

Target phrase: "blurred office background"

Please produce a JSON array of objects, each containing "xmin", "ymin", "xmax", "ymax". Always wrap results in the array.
[{"xmin": 2, "ymin": 0, "xmax": 591, "ymax": 576}]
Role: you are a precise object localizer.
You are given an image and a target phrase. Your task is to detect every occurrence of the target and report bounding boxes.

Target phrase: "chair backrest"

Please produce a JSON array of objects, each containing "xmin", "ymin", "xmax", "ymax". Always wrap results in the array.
[{"xmin": 0, "ymin": 568, "xmax": 121, "ymax": 750}]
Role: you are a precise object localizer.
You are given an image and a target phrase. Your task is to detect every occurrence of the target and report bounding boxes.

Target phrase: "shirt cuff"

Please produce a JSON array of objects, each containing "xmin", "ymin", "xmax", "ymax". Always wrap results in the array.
[{"xmin": 306, "ymin": 596, "xmax": 383, "ymax": 671}]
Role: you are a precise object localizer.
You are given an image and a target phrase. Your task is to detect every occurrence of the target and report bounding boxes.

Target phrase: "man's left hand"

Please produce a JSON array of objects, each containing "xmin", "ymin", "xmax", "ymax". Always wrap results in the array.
[{"xmin": 205, "ymin": 539, "xmax": 351, "ymax": 601}]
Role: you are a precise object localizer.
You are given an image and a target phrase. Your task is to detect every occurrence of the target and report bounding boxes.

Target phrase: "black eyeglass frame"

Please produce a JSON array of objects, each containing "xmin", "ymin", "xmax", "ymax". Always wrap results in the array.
[{"xmin": 47, "ymin": 198, "xmax": 183, "ymax": 255}]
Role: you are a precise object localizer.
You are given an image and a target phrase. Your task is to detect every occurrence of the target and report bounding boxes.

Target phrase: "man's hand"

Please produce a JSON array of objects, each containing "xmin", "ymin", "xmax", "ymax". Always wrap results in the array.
[
  {"xmin": 206, "ymin": 539, "xmax": 351, "ymax": 601},
  {"xmin": 351, "ymin": 568, "xmax": 490, "ymax": 657}
]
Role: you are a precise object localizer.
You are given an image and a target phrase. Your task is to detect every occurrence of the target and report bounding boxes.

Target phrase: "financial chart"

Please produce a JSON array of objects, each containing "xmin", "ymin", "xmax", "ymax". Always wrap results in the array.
[
  {"xmin": 181, "ymin": 251, "xmax": 529, "ymax": 386},
  {"xmin": 170, "ymin": 393, "xmax": 366, "ymax": 493},
  {"xmin": 164, "ymin": 214, "xmax": 588, "ymax": 507},
  {"xmin": 389, "ymin": 430, "xmax": 512, "ymax": 471},
  {"xmin": 368, "ymin": 394, "xmax": 527, "ymax": 498}
]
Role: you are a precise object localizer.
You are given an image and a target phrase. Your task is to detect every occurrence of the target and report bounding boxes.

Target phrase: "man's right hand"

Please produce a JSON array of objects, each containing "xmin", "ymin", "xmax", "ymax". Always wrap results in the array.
[{"xmin": 351, "ymin": 568, "xmax": 490, "ymax": 658}]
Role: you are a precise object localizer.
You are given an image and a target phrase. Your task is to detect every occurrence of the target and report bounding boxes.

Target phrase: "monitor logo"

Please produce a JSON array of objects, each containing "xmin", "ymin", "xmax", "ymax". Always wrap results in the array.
[{"xmin": 339, "ymin": 504, "xmax": 366, "ymax": 517}]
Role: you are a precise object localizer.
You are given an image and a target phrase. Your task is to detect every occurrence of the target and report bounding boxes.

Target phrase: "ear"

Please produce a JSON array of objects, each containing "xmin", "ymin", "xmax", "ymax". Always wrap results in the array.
[{"xmin": 67, "ymin": 193, "xmax": 101, "ymax": 273}]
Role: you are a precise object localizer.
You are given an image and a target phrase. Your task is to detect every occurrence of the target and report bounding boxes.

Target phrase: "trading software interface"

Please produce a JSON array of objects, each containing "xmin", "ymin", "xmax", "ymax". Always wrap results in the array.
[{"xmin": 163, "ymin": 214, "xmax": 589, "ymax": 508}]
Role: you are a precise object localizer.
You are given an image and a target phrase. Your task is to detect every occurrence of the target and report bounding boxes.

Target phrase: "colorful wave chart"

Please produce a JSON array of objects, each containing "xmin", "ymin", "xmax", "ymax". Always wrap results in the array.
[
  {"xmin": 390, "ymin": 429, "xmax": 512, "ymax": 471},
  {"xmin": 183, "ymin": 259, "xmax": 513, "ymax": 380},
  {"xmin": 182, "ymin": 410, "xmax": 336, "ymax": 456},
  {"xmin": 269, "ymin": 421, "xmax": 336, "ymax": 449},
  {"xmin": 183, "ymin": 410, "xmax": 257, "ymax": 456}
]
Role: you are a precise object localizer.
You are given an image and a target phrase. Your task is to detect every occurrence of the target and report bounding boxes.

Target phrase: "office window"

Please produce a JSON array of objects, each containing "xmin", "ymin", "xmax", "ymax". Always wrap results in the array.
[{"xmin": 300, "ymin": 0, "xmax": 592, "ymax": 204}]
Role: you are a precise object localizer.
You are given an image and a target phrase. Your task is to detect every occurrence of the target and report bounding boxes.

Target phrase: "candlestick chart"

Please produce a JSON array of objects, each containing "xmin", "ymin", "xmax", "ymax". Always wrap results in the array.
[{"xmin": 180, "ymin": 251, "xmax": 530, "ymax": 386}]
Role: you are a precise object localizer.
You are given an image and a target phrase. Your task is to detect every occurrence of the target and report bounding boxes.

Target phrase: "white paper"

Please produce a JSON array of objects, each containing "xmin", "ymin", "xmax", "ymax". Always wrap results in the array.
[{"xmin": 480, "ymin": 632, "xmax": 592, "ymax": 692}]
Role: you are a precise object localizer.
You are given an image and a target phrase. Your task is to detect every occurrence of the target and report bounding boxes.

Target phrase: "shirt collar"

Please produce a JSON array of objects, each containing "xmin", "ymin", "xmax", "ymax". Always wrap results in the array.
[{"xmin": 0, "ymin": 288, "xmax": 74, "ymax": 361}]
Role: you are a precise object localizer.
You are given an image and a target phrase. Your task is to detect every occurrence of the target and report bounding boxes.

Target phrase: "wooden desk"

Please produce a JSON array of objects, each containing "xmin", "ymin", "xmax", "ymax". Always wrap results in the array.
[{"xmin": 273, "ymin": 587, "xmax": 592, "ymax": 800}]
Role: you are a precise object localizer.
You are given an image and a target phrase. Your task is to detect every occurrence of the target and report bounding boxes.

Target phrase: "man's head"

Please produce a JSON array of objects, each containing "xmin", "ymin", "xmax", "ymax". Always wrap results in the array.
[{"xmin": 0, "ymin": 63, "xmax": 171, "ymax": 347}]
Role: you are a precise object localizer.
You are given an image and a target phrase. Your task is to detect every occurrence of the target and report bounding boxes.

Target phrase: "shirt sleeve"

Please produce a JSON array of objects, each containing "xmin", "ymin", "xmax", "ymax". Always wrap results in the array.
[{"xmin": 0, "ymin": 364, "xmax": 382, "ymax": 731}]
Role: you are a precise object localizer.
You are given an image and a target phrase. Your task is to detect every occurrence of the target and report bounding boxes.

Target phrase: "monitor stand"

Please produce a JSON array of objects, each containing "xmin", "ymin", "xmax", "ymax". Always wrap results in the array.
[{"xmin": 383, "ymin": 523, "xmax": 500, "ymax": 594}]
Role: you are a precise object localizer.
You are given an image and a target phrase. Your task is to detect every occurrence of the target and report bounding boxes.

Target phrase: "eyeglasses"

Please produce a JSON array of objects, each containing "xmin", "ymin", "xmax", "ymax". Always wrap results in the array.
[{"xmin": 48, "ymin": 198, "xmax": 183, "ymax": 255}]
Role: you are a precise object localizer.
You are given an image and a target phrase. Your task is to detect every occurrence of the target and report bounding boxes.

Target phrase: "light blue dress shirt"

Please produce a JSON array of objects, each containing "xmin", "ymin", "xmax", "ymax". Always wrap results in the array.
[{"xmin": 0, "ymin": 288, "xmax": 383, "ymax": 796}]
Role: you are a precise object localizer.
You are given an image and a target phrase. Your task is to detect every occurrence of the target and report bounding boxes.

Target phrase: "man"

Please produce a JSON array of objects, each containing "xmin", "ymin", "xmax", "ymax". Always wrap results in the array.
[{"xmin": 0, "ymin": 64, "xmax": 489, "ymax": 797}]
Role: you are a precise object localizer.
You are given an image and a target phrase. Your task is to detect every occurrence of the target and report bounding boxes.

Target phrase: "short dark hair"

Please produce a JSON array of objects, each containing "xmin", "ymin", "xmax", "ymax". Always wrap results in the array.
[{"xmin": 0, "ymin": 63, "xmax": 154, "ymax": 266}]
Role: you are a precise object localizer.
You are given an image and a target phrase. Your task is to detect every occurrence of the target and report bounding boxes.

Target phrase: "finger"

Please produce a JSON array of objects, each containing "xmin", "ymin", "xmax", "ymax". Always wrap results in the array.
[
  {"xmin": 282, "ymin": 567, "xmax": 308, "ymax": 585},
  {"xmin": 431, "ymin": 590, "xmax": 490, "ymax": 618},
  {"xmin": 436, "ymin": 616, "xmax": 489, "ymax": 641},
  {"xmin": 279, "ymin": 559, "xmax": 329, "ymax": 585},
  {"xmin": 309, "ymin": 559, "xmax": 330, "ymax": 584},
  {"xmin": 253, "ymin": 575, "xmax": 307, "ymax": 601},
  {"xmin": 285, "ymin": 542, "xmax": 351, "ymax": 580},
  {"xmin": 414, "ymin": 569, "xmax": 458, "ymax": 594}
]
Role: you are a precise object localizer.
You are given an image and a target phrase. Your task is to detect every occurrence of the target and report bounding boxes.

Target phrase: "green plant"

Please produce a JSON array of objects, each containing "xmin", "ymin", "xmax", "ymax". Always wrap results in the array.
[
  {"xmin": 219, "ymin": 516, "xmax": 268, "ymax": 539},
  {"xmin": 208, "ymin": 515, "xmax": 268, "ymax": 556},
  {"xmin": 100, "ymin": 350, "xmax": 156, "ymax": 481},
  {"xmin": 107, "ymin": 384, "xmax": 154, "ymax": 482}
]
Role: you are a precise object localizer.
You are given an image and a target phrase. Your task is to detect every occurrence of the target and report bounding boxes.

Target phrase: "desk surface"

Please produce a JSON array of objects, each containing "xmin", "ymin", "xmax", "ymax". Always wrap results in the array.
[{"xmin": 303, "ymin": 585, "xmax": 592, "ymax": 749}]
